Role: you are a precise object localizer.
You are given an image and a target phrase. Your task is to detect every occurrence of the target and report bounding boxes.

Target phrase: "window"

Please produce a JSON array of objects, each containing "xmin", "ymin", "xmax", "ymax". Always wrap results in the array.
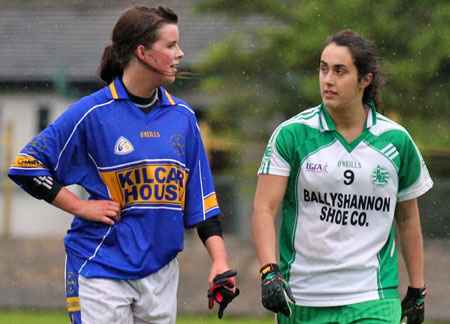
[{"xmin": 37, "ymin": 104, "xmax": 50, "ymax": 133}]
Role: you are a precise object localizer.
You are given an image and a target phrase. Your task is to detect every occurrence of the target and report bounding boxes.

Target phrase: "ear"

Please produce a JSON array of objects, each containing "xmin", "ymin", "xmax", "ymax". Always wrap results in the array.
[
  {"xmin": 136, "ymin": 45, "xmax": 147, "ymax": 60},
  {"xmin": 360, "ymin": 73, "xmax": 373, "ymax": 89}
]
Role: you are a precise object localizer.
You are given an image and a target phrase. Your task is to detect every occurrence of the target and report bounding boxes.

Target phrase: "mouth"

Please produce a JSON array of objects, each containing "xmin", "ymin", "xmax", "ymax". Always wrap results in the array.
[
  {"xmin": 170, "ymin": 63, "xmax": 179, "ymax": 72},
  {"xmin": 323, "ymin": 89, "xmax": 337, "ymax": 98}
]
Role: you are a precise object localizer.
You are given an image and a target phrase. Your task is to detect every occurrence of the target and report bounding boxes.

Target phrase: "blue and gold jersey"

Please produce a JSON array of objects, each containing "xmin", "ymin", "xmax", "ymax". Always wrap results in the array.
[{"xmin": 9, "ymin": 77, "xmax": 220, "ymax": 279}]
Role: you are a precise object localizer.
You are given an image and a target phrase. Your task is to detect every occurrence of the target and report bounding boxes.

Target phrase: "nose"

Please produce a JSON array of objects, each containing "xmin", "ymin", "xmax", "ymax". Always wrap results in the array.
[
  {"xmin": 177, "ymin": 45, "xmax": 184, "ymax": 59},
  {"xmin": 324, "ymin": 70, "xmax": 333, "ymax": 83}
]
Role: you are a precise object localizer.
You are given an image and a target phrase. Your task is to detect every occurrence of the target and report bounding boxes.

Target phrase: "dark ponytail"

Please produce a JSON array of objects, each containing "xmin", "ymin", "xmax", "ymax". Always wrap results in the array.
[{"xmin": 98, "ymin": 44, "xmax": 123, "ymax": 84}]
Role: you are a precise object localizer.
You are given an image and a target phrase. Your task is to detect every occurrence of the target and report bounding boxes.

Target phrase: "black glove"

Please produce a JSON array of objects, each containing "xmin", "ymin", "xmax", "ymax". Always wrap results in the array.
[
  {"xmin": 207, "ymin": 269, "xmax": 240, "ymax": 319},
  {"xmin": 401, "ymin": 286, "xmax": 426, "ymax": 324},
  {"xmin": 260, "ymin": 263, "xmax": 295, "ymax": 317}
]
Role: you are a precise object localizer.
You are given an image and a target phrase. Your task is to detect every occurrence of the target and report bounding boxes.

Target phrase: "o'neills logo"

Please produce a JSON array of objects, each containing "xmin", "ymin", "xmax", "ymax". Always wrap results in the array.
[{"xmin": 306, "ymin": 162, "xmax": 328, "ymax": 174}]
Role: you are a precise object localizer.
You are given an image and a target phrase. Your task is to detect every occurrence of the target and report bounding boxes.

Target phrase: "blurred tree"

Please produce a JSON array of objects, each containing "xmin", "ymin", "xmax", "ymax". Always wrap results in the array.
[{"xmin": 194, "ymin": 0, "xmax": 450, "ymax": 148}]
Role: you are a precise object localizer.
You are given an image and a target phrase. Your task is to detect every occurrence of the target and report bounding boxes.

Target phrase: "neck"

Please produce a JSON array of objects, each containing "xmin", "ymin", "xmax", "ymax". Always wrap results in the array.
[
  {"xmin": 122, "ymin": 65, "xmax": 159, "ymax": 98},
  {"xmin": 327, "ymin": 101, "xmax": 368, "ymax": 143},
  {"xmin": 330, "ymin": 103, "xmax": 367, "ymax": 130}
]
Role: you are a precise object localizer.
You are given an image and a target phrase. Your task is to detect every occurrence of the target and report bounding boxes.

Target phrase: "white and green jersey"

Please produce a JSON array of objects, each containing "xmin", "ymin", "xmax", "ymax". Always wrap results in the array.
[{"xmin": 258, "ymin": 102, "xmax": 433, "ymax": 307}]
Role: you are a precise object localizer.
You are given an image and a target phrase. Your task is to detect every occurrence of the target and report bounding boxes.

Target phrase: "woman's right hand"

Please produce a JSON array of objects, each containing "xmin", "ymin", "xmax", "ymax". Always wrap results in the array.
[
  {"xmin": 75, "ymin": 199, "xmax": 121, "ymax": 225},
  {"xmin": 52, "ymin": 187, "xmax": 121, "ymax": 225}
]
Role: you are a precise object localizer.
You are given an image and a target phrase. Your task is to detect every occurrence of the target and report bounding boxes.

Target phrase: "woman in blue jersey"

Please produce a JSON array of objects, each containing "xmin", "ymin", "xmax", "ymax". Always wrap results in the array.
[
  {"xmin": 253, "ymin": 30, "xmax": 431, "ymax": 324},
  {"xmin": 9, "ymin": 6, "xmax": 238, "ymax": 324}
]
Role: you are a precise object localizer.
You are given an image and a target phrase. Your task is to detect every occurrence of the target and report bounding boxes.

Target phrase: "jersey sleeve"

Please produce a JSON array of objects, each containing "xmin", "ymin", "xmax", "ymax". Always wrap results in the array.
[
  {"xmin": 258, "ymin": 125, "xmax": 291, "ymax": 176},
  {"xmin": 182, "ymin": 119, "xmax": 220, "ymax": 228},
  {"xmin": 8, "ymin": 102, "xmax": 92, "ymax": 196},
  {"xmin": 392, "ymin": 130, "xmax": 433, "ymax": 202}
]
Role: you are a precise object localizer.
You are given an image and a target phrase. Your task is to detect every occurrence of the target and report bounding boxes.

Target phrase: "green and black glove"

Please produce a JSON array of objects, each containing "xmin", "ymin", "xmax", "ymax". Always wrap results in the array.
[
  {"xmin": 260, "ymin": 263, "xmax": 295, "ymax": 317},
  {"xmin": 401, "ymin": 286, "xmax": 426, "ymax": 324}
]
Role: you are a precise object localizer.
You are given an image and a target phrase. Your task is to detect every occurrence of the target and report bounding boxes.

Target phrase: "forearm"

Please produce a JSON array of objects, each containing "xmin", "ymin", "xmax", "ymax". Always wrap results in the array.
[
  {"xmin": 205, "ymin": 235, "xmax": 228, "ymax": 266},
  {"xmin": 252, "ymin": 206, "xmax": 277, "ymax": 267},
  {"xmin": 52, "ymin": 186, "xmax": 84, "ymax": 215},
  {"xmin": 204, "ymin": 235, "xmax": 230, "ymax": 287},
  {"xmin": 252, "ymin": 174, "xmax": 288, "ymax": 267},
  {"xmin": 396, "ymin": 199, "xmax": 425, "ymax": 288},
  {"xmin": 398, "ymin": 223, "xmax": 424, "ymax": 287}
]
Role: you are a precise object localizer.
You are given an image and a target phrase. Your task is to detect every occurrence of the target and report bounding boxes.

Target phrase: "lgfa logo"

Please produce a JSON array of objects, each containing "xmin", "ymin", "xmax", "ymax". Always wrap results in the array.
[
  {"xmin": 114, "ymin": 136, "xmax": 134, "ymax": 155},
  {"xmin": 306, "ymin": 162, "xmax": 328, "ymax": 174}
]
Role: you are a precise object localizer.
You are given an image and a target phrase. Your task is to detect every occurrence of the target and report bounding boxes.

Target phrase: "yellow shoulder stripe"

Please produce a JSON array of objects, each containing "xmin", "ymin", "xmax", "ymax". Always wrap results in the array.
[
  {"xmin": 109, "ymin": 82, "xmax": 119, "ymax": 99},
  {"xmin": 165, "ymin": 90, "xmax": 176, "ymax": 105}
]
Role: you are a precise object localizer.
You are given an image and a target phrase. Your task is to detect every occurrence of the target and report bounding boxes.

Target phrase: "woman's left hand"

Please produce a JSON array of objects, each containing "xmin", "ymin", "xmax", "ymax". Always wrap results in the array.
[{"xmin": 209, "ymin": 261, "xmax": 231, "ymax": 288}]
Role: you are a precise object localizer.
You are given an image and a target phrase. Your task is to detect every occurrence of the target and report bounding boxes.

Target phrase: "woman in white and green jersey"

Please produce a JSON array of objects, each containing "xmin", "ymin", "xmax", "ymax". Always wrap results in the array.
[{"xmin": 253, "ymin": 30, "xmax": 432, "ymax": 324}]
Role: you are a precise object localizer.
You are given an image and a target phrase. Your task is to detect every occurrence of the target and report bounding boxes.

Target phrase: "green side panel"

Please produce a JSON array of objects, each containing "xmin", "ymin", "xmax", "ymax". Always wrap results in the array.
[
  {"xmin": 278, "ymin": 166, "xmax": 301, "ymax": 279},
  {"xmin": 376, "ymin": 225, "xmax": 400, "ymax": 299}
]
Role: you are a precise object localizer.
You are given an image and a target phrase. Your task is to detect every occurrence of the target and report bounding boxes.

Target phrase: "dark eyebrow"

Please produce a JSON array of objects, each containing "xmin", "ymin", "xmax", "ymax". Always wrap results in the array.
[
  {"xmin": 320, "ymin": 60, "xmax": 348, "ymax": 69},
  {"xmin": 334, "ymin": 64, "xmax": 348, "ymax": 69}
]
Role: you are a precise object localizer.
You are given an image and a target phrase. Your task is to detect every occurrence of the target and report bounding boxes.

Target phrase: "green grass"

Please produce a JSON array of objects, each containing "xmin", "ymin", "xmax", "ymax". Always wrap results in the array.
[
  {"xmin": 0, "ymin": 310, "xmax": 447, "ymax": 324},
  {"xmin": 0, "ymin": 310, "xmax": 274, "ymax": 324}
]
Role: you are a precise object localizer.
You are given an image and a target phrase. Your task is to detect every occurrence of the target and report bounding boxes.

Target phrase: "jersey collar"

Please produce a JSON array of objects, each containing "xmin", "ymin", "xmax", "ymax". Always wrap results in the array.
[
  {"xmin": 319, "ymin": 100, "xmax": 377, "ymax": 132},
  {"xmin": 106, "ymin": 77, "xmax": 176, "ymax": 107},
  {"xmin": 106, "ymin": 77, "xmax": 128, "ymax": 100}
]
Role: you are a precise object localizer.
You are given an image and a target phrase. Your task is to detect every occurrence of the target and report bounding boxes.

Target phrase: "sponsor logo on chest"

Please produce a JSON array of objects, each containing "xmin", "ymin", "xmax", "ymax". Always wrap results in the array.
[
  {"xmin": 305, "ymin": 162, "xmax": 328, "ymax": 174},
  {"xmin": 100, "ymin": 163, "xmax": 187, "ymax": 208}
]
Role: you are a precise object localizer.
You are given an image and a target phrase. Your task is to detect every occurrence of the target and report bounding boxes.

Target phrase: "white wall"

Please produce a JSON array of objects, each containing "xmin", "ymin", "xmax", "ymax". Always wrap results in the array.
[{"xmin": 0, "ymin": 90, "xmax": 78, "ymax": 238}]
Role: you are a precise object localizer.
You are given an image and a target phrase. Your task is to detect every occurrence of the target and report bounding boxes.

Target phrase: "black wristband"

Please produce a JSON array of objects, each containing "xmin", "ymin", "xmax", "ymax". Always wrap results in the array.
[
  {"xmin": 196, "ymin": 215, "xmax": 223, "ymax": 244},
  {"xmin": 10, "ymin": 175, "xmax": 63, "ymax": 203}
]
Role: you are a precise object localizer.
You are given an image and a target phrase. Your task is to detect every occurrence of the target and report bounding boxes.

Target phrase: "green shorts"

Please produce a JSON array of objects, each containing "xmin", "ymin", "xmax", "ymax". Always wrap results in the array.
[{"xmin": 277, "ymin": 298, "xmax": 401, "ymax": 324}]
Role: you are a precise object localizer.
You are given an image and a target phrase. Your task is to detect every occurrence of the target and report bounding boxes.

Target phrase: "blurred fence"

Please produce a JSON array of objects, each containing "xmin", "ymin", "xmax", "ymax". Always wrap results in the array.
[{"xmin": 419, "ymin": 154, "xmax": 450, "ymax": 239}]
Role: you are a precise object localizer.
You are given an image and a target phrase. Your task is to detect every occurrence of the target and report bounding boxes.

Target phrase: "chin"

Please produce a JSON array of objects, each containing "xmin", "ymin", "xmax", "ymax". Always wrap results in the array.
[
  {"xmin": 161, "ymin": 75, "xmax": 176, "ymax": 87},
  {"xmin": 322, "ymin": 98, "xmax": 336, "ymax": 109}
]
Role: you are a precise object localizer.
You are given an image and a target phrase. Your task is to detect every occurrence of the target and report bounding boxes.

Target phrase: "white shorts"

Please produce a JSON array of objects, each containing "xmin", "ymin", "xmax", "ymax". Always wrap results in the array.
[{"xmin": 68, "ymin": 258, "xmax": 179, "ymax": 324}]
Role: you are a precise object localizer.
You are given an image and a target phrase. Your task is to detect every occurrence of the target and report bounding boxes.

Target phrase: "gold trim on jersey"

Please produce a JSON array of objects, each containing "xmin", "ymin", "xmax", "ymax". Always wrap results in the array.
[
  {"xmin": 99, "ymin": 163, "xmax": 187, "ymax": 208},
  {"xmin": 204, "ymin": 193, "xmax": 219, "ymax": 212},
  {"xmin": 165, "ymin": 90, "xmax": 176, "ymax": 105},
  {"xmin": 109, "ymin": 82, "xmax": 119, "ymax": 99},
  {"xmin": 66, "ymin": 297, "xmax": 80, "ymax": 312},
  {"xmin": 11, "ymin": 155, "xmax": 45, "ymax": 169}
]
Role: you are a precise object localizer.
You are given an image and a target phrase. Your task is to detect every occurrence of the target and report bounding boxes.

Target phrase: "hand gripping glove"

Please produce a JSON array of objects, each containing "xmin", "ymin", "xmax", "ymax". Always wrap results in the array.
[
  {"xmin": 260, "ymin": 263, "xmax": 295, "ymax": 317},
  {"xmin": 401, "ymin": 286, "xmax": 426, "ymax": 324},
  {"xmin": 207, "ymin": 269, "xmax": 240, "ymax": 319}
]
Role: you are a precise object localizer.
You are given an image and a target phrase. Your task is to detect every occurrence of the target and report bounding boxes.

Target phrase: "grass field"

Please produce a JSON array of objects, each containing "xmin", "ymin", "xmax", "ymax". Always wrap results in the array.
[
  {"xmin": 0, "ymin": 310, "xmax": 275, "ymax": 324},
  {"xmin": 0, "ymin": 310, "xmax": 448, "ymax": 324}
]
